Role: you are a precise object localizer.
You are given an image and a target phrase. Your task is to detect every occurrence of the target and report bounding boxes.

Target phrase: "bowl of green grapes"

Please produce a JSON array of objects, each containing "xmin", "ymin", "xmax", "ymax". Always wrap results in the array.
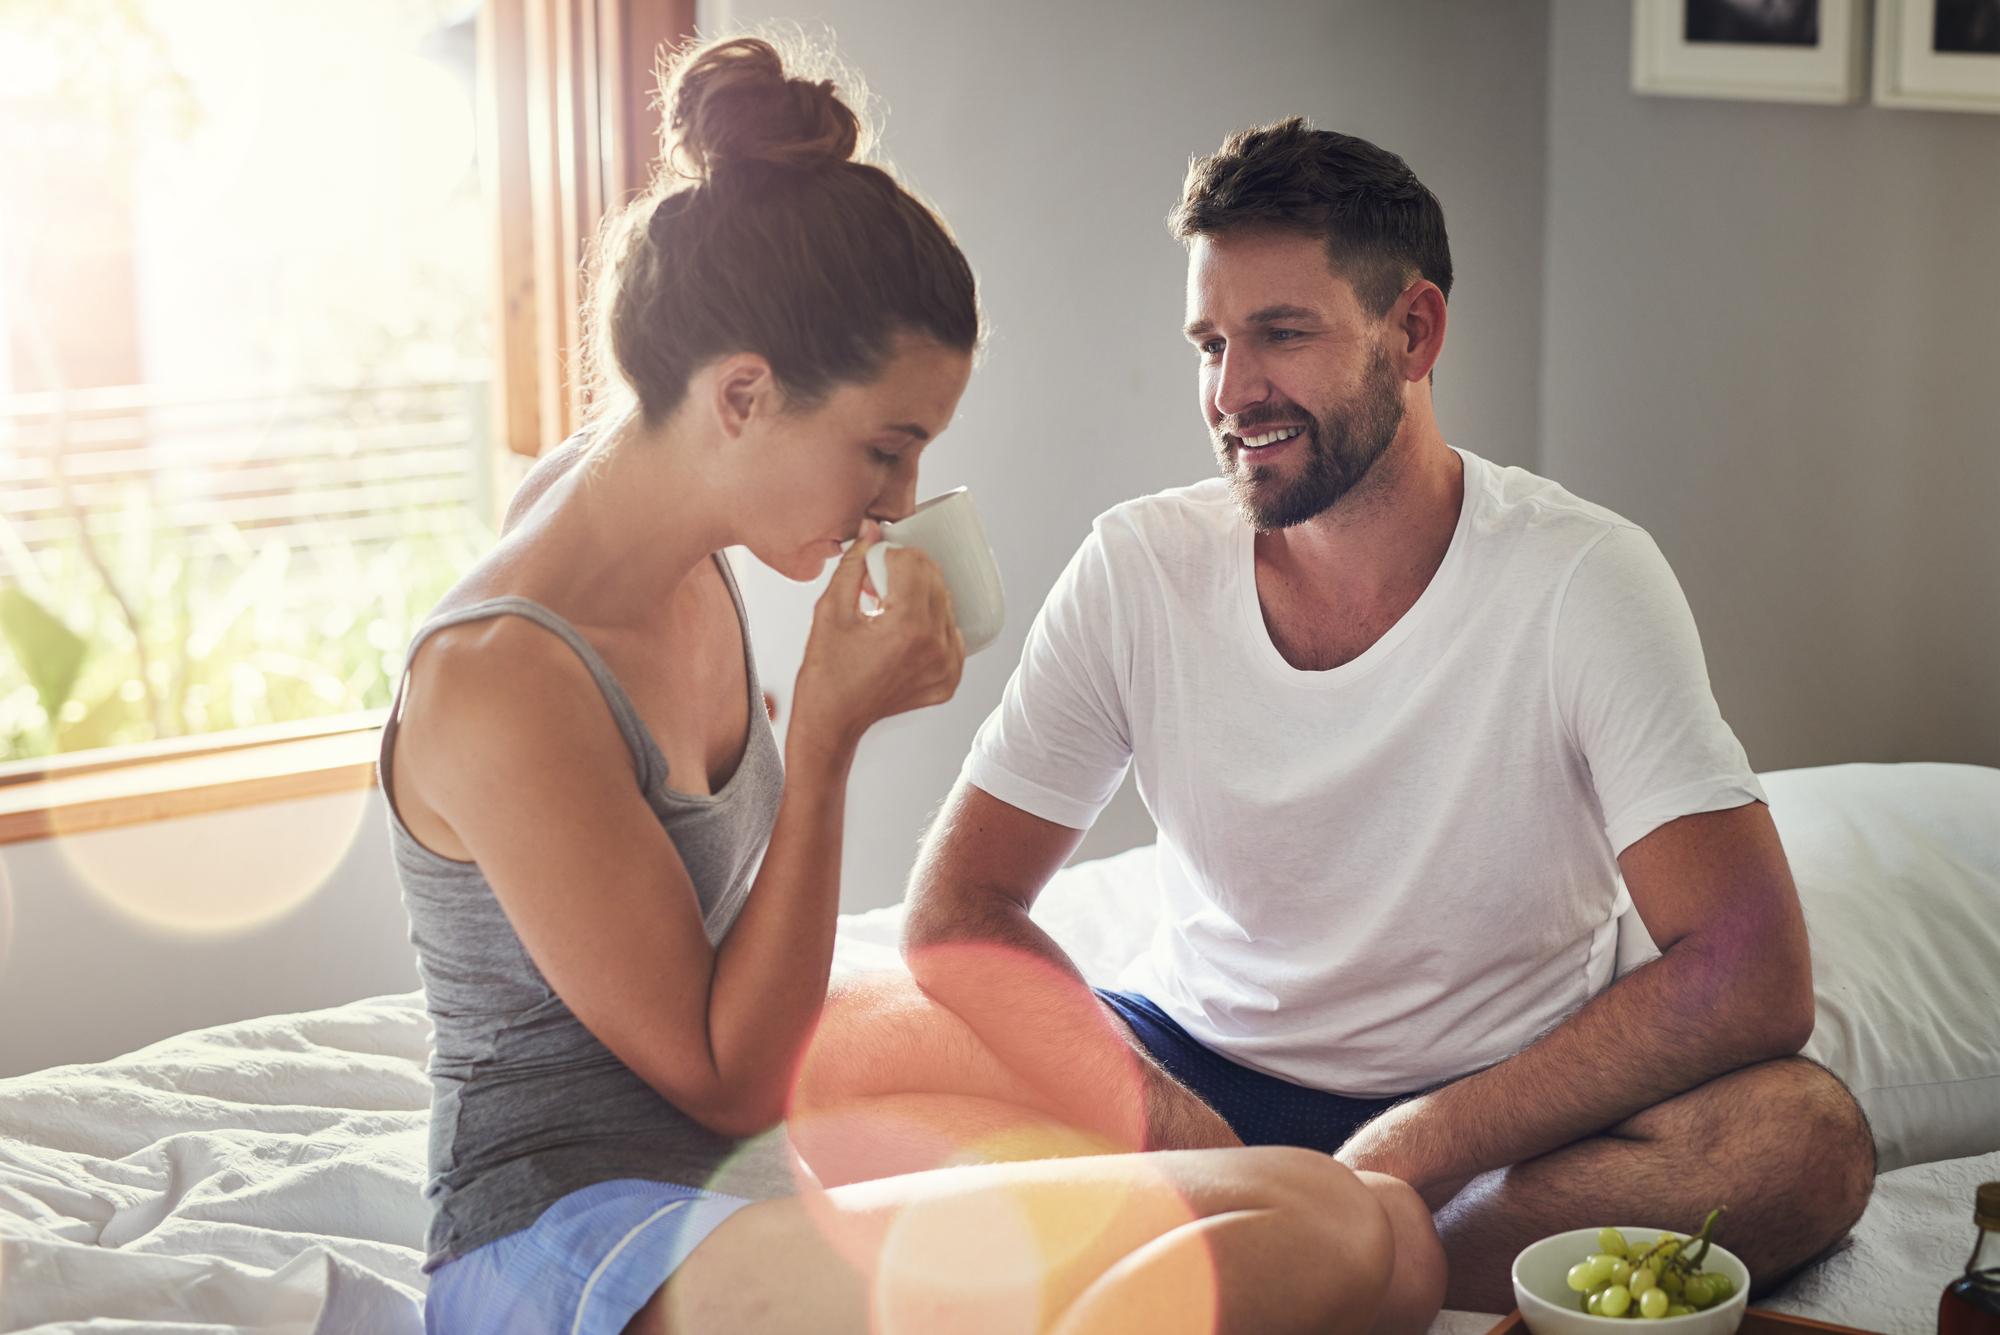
[{"xmin": 1512, "ymin": 1213, "xmax": 1749, "ymax": 1335}]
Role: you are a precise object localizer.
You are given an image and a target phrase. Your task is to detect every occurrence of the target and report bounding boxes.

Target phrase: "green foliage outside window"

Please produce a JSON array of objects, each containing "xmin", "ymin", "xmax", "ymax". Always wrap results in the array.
[{"xmin": 0, "ymin": 502, "xmax": 485, "ymax": 762}]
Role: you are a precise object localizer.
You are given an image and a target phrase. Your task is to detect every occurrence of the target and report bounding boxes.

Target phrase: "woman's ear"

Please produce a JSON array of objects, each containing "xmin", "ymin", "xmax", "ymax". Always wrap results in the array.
[{"xmin": 706, "ymin": 353, "xmax": 779, "ymax": 441}]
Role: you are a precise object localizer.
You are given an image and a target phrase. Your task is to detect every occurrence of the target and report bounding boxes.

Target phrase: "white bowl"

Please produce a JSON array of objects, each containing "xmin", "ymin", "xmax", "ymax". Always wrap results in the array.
[{"xmin": 1511, "ymin": 1226, "xmax": 1751, "ymax": 1335}]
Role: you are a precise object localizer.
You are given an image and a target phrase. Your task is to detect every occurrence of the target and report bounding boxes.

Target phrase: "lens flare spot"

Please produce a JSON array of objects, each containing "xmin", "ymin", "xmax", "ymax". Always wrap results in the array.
[
  {"xmin": 771, "ymin": 950, "xmax": 1222, "ymax": 1331},
  {"xmin": 788, "ymin": 951, "xmax": 1151, "ymax": 1191},
  {"xmin": 57, "ymin": 787, "xmax": 368, "ymax": 938},
  {"xmin": 874, "ymin": 1178, "xmax": 1046, "ymax": 1335},
  {"xmin": 848, "ymin": 1155, "xmax": 1214, "ymax": 1335}
]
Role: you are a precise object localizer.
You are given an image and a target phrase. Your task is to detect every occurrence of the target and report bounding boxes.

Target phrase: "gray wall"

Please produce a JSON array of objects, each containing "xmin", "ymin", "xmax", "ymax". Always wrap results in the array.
[
  {"xmin": 0, "ymin": 791, "xmax": 418, "ymax": 1078},
  {"xmin": 20, "ymin": 2, "xmax": 1996, "ymax": 1071},
  {"xmin": 2, "ymin": 0, "xmax": 1554, "ymax": 1074},
  {"xmin": 1541, "ymin": 1, "xmax": 2000, "ymax": 774},
  {"xmin": 720, "ymin": 0, "xmax": 1556, "ymax": 910}
]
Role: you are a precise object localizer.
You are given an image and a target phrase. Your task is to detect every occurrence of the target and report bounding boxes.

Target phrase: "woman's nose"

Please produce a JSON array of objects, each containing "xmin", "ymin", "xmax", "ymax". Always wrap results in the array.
[{"xmin": 873, "ymin": 467, "xmax": 920, "ymax": 523}]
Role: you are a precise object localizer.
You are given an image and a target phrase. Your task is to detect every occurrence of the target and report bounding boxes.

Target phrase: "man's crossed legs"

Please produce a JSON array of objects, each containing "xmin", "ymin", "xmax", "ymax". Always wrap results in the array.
[{"xmin": 794, "ymin": 972, "xmax": 1875, "ymax": 1315}]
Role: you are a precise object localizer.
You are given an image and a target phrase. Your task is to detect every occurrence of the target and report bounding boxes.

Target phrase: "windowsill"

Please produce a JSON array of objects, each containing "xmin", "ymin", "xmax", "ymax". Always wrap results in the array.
[{"xmin": 0, "ymin": 711, "xmax": 387, "ymax": 846}]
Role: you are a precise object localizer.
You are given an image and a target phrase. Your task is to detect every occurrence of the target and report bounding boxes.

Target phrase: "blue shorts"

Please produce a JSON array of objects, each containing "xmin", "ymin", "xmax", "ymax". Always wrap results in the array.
[
  {"xmin": 1096, "ymin": 989, "xmax": 1408, "ymax": 1154},
  {"xmin": 424, "ymin": 1179, "xmax": 754, "ymax": 1335}
]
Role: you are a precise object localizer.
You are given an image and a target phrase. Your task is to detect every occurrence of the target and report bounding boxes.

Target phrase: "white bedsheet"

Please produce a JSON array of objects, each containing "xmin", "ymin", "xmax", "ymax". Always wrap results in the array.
[
  {"xmin": 0, "ymin": 996, "xmax": 432, "ymax": 1334},
  {"xmin": 6, "ymin": 767, "xmax": 1996, "ymax": 1335},
  {"xmin": 3, "ymin": 985, "xmax": 1993, "ymax": 1334}
]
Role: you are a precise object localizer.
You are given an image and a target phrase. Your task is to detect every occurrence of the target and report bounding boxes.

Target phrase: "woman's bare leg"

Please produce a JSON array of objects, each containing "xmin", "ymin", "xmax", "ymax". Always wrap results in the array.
[
  {"xmin": 628, "ymin": 1146, "xmax": 1407, "ymax": 1335},
  {"xmin": 1355, "ymin": 1171, "xmax": 1449, "ymax": 1335}
]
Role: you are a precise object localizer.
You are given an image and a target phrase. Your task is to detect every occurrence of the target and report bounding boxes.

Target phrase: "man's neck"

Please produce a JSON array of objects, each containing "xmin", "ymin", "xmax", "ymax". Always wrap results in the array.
[{"xmin": 1251, "ymin": 427, "xmax": 1465, "ymax": 673}]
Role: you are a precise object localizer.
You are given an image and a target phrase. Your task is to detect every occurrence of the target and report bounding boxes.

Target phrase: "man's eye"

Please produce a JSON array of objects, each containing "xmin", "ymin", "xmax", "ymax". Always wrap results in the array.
[
  {"xmin": 1269, "ymin": 328, "xmax": 1299, "ymax": 342},
  {"xmin": 1199, "ymin": 339, "xmax": 1224, "ymax": 356}
]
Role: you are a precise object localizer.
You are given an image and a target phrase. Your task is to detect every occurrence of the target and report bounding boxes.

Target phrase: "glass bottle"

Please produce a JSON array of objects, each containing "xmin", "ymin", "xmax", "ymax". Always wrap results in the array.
[{"xmin": 1940, "ymin": 1182, "xmax": 2000, "ymax": 1335}]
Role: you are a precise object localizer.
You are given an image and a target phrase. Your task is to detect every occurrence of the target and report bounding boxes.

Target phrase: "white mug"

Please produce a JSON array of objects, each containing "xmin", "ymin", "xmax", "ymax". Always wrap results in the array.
[{"xmin": 862, "ymin": 488, "xmax": 1006, "ymax": 654}]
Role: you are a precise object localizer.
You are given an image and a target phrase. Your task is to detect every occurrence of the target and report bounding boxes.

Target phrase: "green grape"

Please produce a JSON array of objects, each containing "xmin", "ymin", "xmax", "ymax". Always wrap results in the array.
[{"xmin": 1573, "ymin": 1214, "xmax": 1729, "ymax": 1321}]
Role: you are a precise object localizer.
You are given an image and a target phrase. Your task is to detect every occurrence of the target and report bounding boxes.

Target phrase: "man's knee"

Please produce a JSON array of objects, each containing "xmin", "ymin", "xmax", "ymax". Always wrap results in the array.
[
  {"xmin": 1656, "ymin": 1056, "xmax": 1875, "ymax": 1232},
  {"xmin": 1756, "ymin": 1058, "xmax": 1874, "ymax": 1220}
]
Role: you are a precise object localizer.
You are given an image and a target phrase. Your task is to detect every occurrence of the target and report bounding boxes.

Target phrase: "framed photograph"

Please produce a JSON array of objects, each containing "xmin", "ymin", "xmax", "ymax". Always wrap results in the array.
[
  {"xmin": 1874, "ymin": 0, "xmax": 2000, "ymax": 111},
  {"xmin": 1632, "ymin": 0, "xmax": 1869, "ymax": 104}
]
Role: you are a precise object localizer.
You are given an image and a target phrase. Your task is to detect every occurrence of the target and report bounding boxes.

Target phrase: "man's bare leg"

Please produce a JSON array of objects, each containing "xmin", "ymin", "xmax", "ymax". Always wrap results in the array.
[
  {"xmin": 630, "ymin": 1146, "xmax": 1404, "ymax": 1335},
  {"xmin": 1432, "ymin": 1057, "xmax": 1875, "ymax": 1313},
  {"xmin": 788, "ymin": 972, "xmax": 1446, "ymax": 1333},
  {"xmin": 791, "ymin": 971, "xmax": 1109, "ymax": 1185}
]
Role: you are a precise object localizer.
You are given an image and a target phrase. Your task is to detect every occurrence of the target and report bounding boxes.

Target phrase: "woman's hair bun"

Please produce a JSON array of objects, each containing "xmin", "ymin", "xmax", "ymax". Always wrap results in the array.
[{"xmin": 662, "ymin": 36, "xmax": 862, "ymax": 179}]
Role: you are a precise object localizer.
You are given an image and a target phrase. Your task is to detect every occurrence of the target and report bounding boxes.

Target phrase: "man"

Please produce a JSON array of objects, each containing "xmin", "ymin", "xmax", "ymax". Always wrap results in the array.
[{"xmin": 799, "ymin": 120, "xmax": 1875, "ymax": 1314}]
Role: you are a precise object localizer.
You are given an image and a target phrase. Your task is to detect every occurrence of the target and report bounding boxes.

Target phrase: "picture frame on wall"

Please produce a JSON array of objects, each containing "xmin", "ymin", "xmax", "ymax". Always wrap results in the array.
[
  {"xmin": 1631, "ymin": 0, "xmax": 1868, "ymax": 103},
  {"xmin": 1874, "ymin": 0, "xmax": 2000, "ymax": 111}
]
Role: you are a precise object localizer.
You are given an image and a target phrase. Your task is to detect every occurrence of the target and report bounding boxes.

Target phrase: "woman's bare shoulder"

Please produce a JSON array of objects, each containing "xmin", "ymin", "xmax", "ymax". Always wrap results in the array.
[
  {"xmin": 503, "ymin": 435, "xmax": 594, "ymax": 535},
  {"xmin": 406, "ymin": 614, "xmax": 618, "ymax": 750}
]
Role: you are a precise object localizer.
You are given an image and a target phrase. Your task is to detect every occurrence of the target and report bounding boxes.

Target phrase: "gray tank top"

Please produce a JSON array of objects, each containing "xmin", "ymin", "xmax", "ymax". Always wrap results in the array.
[{"xmin": 379, "ymin": 556, "xmax": 786, "ymax": 1270}]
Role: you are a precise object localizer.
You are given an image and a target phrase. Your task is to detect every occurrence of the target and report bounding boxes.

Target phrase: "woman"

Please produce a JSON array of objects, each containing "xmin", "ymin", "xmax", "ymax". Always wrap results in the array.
[{"xmin": 385, "ymin": 34, "xmax": 1435, "ymax": 1335}]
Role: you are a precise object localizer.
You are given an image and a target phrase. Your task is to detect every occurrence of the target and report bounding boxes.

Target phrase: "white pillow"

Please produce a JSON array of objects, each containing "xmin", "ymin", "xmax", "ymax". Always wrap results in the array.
[
  {"xmin": 1031, "ymin": 843, "xmax": 1165, "ymax": 986},
  {"xmin": 1764, "ymin": 763, "xmax": 2000, "ymax": 1171},
  {"xmin": 1030, "ymin": 765, "xmax": 2000, "ymax": 1173}
]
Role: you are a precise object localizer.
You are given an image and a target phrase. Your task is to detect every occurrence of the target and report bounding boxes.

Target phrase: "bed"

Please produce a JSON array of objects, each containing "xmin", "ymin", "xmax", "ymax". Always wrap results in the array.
[{"xmin": 2, "ymin": 762, "xmax": 1995, "ymax": 1334}]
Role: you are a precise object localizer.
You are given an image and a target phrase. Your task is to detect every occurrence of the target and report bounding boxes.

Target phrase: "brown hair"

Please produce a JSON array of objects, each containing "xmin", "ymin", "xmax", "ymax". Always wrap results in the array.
[
  {"xmin": 1169, "ymin": 118, "xmax": 1452, "ymax": 317},
  {"xmin": 591, "ymin": 34, "xmax": 979, "ymax": 427}
]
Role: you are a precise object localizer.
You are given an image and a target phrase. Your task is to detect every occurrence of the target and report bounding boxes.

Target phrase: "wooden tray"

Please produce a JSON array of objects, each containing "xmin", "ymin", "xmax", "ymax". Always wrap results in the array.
[{"xmin": 1481, "ymin": 1309, "xmax": 1886, "ymax": 1335}]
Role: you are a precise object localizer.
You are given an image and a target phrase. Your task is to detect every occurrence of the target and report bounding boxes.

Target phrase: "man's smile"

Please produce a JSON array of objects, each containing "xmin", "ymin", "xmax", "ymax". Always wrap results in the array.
[{"xmin": 1228, "ymin": 424, "xmax": 1305, "ymax": 460}]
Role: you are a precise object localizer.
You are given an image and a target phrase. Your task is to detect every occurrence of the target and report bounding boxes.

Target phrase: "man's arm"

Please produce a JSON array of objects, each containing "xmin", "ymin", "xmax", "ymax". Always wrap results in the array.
[
  {"xmin": 903, "ymin": 781, "xmax": 1243, "ymax": 1151},
  {"xmin": 1336, "ymin": 800, "xmax": 1814, "ymax": 1208}
]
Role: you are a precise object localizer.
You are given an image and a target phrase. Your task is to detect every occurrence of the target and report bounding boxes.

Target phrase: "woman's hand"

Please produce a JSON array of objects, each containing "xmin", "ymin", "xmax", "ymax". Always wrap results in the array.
[{"xmin": 790, "ymin": 521, "xmax": 964, "ymax": 758}]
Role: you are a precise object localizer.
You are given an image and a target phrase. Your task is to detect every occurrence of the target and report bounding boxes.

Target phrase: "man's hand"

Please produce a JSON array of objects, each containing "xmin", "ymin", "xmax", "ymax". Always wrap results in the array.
[
  {"xmin": 1335, "ymin": 1096, "xmax": 1477, "ymax": 1209},
  {"xmin": 1338, "ymin": 801, "xmax": 1813, "ymax": 1204}
]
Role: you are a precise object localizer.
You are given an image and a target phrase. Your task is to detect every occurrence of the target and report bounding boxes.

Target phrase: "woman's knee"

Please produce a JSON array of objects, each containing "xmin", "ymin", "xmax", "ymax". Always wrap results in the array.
[{"xmin": 1232, "ymin": 1148, "xmax": 1398, "ymax": 1283}]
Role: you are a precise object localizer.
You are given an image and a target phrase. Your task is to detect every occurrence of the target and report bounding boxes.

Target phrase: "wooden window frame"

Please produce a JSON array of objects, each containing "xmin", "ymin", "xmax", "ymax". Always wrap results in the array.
[
  {"xmin": 483, "ymin": 0, "xmax": 696, "ymax": 463},
  {"xmin": 1, "ymin": 0, "xmax": 694, "ymax": 844}
]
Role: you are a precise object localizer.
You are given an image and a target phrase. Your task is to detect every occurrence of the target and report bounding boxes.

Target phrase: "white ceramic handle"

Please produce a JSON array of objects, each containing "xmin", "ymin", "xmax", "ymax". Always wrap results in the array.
[{"xmin": 861, "ymin": 540, "xmax": 899, "ymax": 616}]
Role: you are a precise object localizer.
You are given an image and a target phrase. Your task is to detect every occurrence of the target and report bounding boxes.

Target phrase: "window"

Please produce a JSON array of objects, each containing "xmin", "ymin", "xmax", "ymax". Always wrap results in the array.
[{"xmin": 0, "ymin": 0, "xmax": 689, "ymax": 827}]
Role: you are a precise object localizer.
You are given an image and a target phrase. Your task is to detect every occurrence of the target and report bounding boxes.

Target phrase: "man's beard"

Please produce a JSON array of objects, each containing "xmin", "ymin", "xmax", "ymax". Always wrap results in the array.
[{"xmin": 1213, "ymin": 347, "xmax": 1406, "ymax": 531}]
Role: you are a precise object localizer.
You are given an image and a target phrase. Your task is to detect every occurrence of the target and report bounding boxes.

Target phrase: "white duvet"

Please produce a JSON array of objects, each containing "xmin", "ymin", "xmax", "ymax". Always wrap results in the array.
[
  {"xmin": 4, "ymin": 758, "xmax": 1997, "ymax": 1333},
  {"xmin": 0, "ymin": 995, "xmax": 433, "ymax": 1333},
  {"xmin": 2, "ymin": 988, "xmax": 1994, "ymax": 1334}
]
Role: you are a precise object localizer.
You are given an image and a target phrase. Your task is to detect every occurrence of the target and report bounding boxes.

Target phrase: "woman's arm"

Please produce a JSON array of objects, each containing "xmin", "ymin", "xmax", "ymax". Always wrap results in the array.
[{"xmin": 395, "ymin": 537, "xmax": 962, "ymax": 1137}]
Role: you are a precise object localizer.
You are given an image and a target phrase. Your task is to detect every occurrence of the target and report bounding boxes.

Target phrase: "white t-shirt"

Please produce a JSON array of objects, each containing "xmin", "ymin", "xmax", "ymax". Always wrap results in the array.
[{"xmin": 964, "ymin": 449, "xmax": 1764, "ymax": 1097}]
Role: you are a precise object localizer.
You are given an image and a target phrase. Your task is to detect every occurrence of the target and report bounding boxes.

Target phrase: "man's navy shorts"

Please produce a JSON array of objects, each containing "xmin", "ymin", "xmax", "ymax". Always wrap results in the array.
[{"xmin": 1095, "ymin": 989, "xmax": 1407, "ymax": 1154}]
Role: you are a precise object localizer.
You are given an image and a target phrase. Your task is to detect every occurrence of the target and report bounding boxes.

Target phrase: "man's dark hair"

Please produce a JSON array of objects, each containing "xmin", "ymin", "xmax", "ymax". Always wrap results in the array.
[{"xmin": 1169, "ymin": 118, "xmax": 1452, "ymax": 317}]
